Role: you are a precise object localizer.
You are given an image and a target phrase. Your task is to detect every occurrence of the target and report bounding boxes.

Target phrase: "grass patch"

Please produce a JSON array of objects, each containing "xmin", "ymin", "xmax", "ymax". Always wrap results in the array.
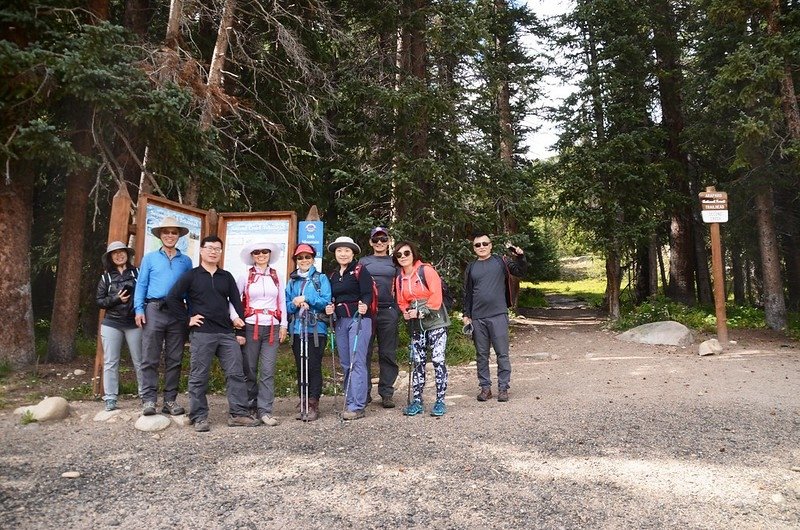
[
  {"xmin": 62, "ymin": 383, "xmax": 93, "ymax": 401},
  {"xmin": 785, "ymin": 312, "xmax": 800, "ymax": 340},
  {"xmin": 0, "ymin": 360, "xmax": 11, "ymax": 380},
  {"xmin": 20, "ymin": 410, "xmax": 37, "ymax": 425},
  {"xmin": 613, "ymin": 297, "xmax": 773, "ymax": 332},
  {"xmin": 528, "ymin": 278, "xmax": 606, "ymax": 308}
]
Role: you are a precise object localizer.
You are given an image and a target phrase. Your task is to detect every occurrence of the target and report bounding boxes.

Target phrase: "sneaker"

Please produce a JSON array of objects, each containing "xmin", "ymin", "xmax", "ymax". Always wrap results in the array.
[
  {"xmin": 477, "ymin": 388, "xmax": 493, "ymax": 402},
  {"xmin": 227, "ymin": 415, "xmax": 260, "ymax": 427},
  {"xmin": 161, "ymin": 401, "xmax": 185, "ymax": 415},
  {"xmin": 142, "ymin": 401, "xmax": 157, "ymax": 415},
  {"xmin": 260, "ymin": 414, "xmax": 279, "ymax": 426},
  {"xmin": 194, "ymin": 418, "xmax": 210, "ymax": 432},
  {"xmin": 430, "ymin": 399, "xmax": 446, "ymax": 417},
  {"xmin": 340, "ymin": 409, "xmax": 365, "ymax": 421},
  {"xmin": 381, "ymin": 396, "xmax": 396, "ymax": 409},
  {"xmin": 403, "ymin": 399, "xmax": 424, "ymax": 416},
  {"xmin": 497, "ymin": 389, "xmax": 509, "ymax": 402},
  {"xmin": 104, "ymin": 399, "xmax": 118, "ymax": 412}
]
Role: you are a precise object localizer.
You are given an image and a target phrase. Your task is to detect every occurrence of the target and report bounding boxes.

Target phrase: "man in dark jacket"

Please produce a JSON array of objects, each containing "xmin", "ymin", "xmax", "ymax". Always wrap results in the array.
[
  {"xmin": 462, "ymin": 232, "xmax": 526, "ymax": 403},
  {"xmin": 358, "ymin": 226, "xmax": 400, "ymax": 408},
  {"xmin": 166, "ymin": 236, "xmax": 258, "ymax": 432}
]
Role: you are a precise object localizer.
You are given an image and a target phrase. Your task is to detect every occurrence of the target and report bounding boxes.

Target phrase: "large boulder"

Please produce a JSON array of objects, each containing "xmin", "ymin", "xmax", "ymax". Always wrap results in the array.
[
  {"xmin": 14, "ymin": 397, "xmax": 71, "ymax": 421},
  {"xmin": 617, "ymin": 321, "xmax": 694, "ymax": 347}
]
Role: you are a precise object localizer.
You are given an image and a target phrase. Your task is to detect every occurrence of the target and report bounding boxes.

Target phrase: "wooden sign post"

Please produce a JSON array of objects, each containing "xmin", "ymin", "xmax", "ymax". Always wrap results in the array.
[{"xmin": 699, "ymin": 186, "xmax": 728, "ymax": 346}]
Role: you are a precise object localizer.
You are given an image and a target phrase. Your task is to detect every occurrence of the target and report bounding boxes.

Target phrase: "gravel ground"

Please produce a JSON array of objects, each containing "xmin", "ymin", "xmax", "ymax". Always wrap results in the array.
[{"xmin": 2, "ymin": 307, "xmax": 799, "ymax": 529}]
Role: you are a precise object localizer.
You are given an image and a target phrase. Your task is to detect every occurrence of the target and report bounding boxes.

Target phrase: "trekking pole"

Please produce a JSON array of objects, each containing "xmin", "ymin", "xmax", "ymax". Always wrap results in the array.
[
  {"xmin": 300, "ymin": 309, "xmax": 309, "ymax": 421},
  {"xmin": 329, "ymin": 312, "xmax": 339, "ymax": 414},
  {"xmin": 340, "ymin": 312, "xmax": 362, "ymax": 422}
]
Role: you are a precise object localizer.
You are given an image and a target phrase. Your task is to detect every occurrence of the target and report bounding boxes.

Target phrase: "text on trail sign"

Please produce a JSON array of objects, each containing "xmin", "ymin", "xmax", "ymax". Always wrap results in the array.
[{"xmin": 699, "ymin": 191, "xmax": 728, "ymax": 223}]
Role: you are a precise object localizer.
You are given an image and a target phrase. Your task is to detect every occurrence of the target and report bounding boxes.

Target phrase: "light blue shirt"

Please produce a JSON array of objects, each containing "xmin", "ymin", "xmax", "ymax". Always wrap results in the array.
[{"xmin": 134, "ymin": 248, "xmax": 193, "ymax": 315}]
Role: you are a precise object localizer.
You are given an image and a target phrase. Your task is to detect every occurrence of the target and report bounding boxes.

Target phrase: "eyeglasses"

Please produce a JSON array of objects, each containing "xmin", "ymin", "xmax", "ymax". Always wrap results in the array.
[
  {"xmin": 203, "ymin": 246, "xmax": 223, "ymax": 253},
  {"xmin": 394, "ymin": 250, "xmax": 412, "ymax": 259},
  {"xmin": 251, "ymin": 249, "xmax": 271, "ymax": 255},
  {"xmin": 371, "ymin": 236, "xmax": 389, "ymax": 243},
  {"xmin": 295, "ymin": 254, "xmax": 313, "ymax": 260},
  {"xmin": 161, "ymin": 229, "xmax": 180, "ymax": 236},
  {"xmin": 473, "ymin": 241, "xmax": 491, "ymax": 248}
]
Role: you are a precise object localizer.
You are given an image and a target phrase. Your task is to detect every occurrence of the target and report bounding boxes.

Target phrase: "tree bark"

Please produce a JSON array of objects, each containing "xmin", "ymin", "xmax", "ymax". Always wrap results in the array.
[
  {"xmin": 0, "ymin": 163, "xmax": 37, "ymax": 368},
  {"xmin": 123, "ymin": 0, "xmax": 152, "ymax": 37},
  {"xmin": 754, "ymin": 188, "xmax": 787, "ymax": 329},
  {"xmin": 165, "ymin": 0, "xmax": 184, "ymax": 49},
  {"xmin": 606, "ymin": 249, "xmax": 621, "ymax": 320},
  {"xmin": 730, "ymin": 244, "xmax": 746, "ymax": 306}
]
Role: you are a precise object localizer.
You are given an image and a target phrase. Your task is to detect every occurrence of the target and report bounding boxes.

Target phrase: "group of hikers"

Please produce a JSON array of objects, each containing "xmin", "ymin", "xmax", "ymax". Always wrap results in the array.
[{"xmin": 96, "ymin": 217, "xmax": 526, "ymax": 432}]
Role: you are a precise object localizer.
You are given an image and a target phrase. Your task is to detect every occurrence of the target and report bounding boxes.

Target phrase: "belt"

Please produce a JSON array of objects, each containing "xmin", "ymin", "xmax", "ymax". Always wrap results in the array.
[{"xmin": 146, "ymin": 298, "xmax": 165, "ymax": 303}]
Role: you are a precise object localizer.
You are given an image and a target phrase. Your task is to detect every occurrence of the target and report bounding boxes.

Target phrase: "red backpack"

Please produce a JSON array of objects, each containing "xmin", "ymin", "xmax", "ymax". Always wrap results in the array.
[
  {"xmin": 241, "ymin": 267, "xmax": 282, "ymax": 342},
  {"xmin": 354, "ymin": 263, "xmax": 379, "ymax": 316}
]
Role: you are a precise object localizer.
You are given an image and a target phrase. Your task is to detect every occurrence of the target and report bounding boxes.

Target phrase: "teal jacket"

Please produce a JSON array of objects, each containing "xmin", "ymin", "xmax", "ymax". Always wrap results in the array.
[{"xmin": 285, "ymin": 266, "xmax": 332, "ymax": 335}]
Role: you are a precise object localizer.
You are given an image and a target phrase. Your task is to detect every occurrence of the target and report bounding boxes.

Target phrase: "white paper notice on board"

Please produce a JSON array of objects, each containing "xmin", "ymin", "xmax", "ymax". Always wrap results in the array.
[{"xmin": 702, "ymin": 210, "xmax": 728, "ymax": 223}]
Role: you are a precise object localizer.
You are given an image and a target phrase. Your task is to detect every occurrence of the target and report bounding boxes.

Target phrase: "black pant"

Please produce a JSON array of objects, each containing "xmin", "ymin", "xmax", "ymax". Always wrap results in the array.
[
  {"xmin": 367, "ymin": 306, "xmax": 400, "ymax": 398},
  {"xmin": 292, "ymin": 333, "xmax": 324, "ymax": 400}
]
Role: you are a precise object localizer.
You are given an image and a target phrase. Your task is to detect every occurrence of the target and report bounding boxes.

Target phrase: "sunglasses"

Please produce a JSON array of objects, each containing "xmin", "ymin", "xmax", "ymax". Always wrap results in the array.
[
  {"xmin": 251, "ymin": 249, "xmax": 271, "ymax": 255},
  {"xmin": 295, "ymin": 254, "xmax": 313, "ymax": 260},
  {"xmin": 473, "ymin": 241, "xmax": 491, "ymax": 248},
  {"xmin": 371, "ymin": 236, "xmax": 389, "ymax": 243},
  {"xmin": 394, "ymin": 250, "xmax": 412, "ymax": 259}
]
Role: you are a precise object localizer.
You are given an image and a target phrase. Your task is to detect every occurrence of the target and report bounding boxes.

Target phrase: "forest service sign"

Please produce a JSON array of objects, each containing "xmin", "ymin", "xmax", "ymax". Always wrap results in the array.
[{"xmin": 699, "ymin": 191, "xmax": 728, "ymax": 223}]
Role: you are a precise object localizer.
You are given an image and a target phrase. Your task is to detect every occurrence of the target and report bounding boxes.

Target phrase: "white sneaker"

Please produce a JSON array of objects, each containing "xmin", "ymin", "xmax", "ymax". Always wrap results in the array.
[{"xmin": 260, "ymin": 414, "xmax": 279, "ymax": 426}]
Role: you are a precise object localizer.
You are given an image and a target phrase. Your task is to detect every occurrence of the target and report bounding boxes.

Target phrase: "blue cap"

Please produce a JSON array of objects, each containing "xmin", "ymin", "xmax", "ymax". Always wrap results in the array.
[{"xmin": 370, "ymin": 226, "xmax": 389, "ymax": 237}]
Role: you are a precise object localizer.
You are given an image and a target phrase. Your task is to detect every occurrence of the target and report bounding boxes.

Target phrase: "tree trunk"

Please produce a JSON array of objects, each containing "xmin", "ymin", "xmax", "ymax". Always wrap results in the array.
[
  {"xmin": 730, "ymin": 244, "xmax": 746, "ymax": 306},
  {"xmin": 648, "ymin": 233, "xmax": 659, "ymax": 296},
  {"xmin": 651, "ymin": 0, "xmax": 695, "ymax": 305},
  {"xmin": 606, "ymin": 249, "xmax": 621, "ymax": 320},
  {"xmin": 47, "ymin": 126, "xmax": 94, "ymax": 362},
  {"xmin": 185, "ymin": 0, "xmax": 237, "ymax": 206},
  {"xmin": 754, "ymin": 188, "xmax": 787, "ymax": 329},
  {"xmin": 693, "ymin": 215, "xmax": 713, "ymax": 305},
  {"xmin": 0, "ymin": 163, "xmax": 37, "ymax": 368},
  {"xmin": 123, "ymin": 0, "xmax": 152, "ymax": 37},
  {"xmin": 165, "ymin": 0, "xmax": 184, "ymax": 49}
]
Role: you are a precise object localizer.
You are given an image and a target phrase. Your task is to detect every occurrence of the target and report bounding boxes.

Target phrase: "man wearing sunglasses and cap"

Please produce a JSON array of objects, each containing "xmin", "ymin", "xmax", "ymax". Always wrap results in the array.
[
  {"xmin": 462, "ymin": 232, "xmax": 526, "ymax": 403},
  {"xmin": 134, "ymin": 216, "xmax": 193, "ymax": 417},
  {"xmin": 358, "ymin": 226, "xmax": 400, "ymax": 408}
]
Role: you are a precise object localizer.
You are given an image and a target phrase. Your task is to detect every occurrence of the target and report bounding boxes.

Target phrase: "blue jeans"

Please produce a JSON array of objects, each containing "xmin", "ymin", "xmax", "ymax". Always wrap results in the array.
[
  {"xmin": 100, "ymin": 324, "xmax": 143, "ymax": 400},
  {"xmin": 335, "ymin": 316, "xmax": 372, "ymax": 412}
]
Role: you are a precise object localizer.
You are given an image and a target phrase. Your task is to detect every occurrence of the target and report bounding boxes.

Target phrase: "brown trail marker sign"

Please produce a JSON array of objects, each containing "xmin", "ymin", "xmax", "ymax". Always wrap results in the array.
[{"xmin": 699, "ymin": 187, "xmax": 728, "ymax": 346}]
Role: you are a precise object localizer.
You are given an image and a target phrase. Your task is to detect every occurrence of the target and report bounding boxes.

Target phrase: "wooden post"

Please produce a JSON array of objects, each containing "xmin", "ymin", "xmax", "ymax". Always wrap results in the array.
[
  {"xmin": 706, "ymin": 186, "xmax": 728, "ymax": 346},
  {"xmin": 93, "ymin": 185, "xmax": 134, "ymax": 396}
]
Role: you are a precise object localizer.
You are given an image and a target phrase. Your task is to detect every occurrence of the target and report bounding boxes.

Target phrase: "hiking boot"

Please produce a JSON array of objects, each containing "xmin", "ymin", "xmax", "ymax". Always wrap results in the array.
[
  {"xmin": 104, "ymin": 399, "xmax": 118, "ymax": 412},
  {"xmin": 161, "ymin": 401, "xmax": 185, "ymax": 416},
  {"xmin": 227, "ymin": 415, "xmax": 260, "ymax": 427},
  {"xmin": 403, "ymin": 399, "xmax": 424, "ymax": 416},
  {"xmin": 381, "ymin": 396, "xmax": 396, "ymax": 409},
  {"xmin": 194, "ymin": 418, "xmax": 210, "ymax": 432},
  {"xmin": 497, "ymin": 389, "xmax": 509, "ymax": 402},
  {"xmin": 303, "ymin": 399, "xmax": 319, "ymax": 422},
  {"xmin": 260, "ymin": 414, "xmax": 279, "ymax": 426},
  {"xmin": 477, "ymin": 388, "xmax": 493, "ymax": 402},
  {"xmin": 142, "ymin": 401, "xmax": 157, "ymax": 415},
  {"xmin": 430, "ymin": 399, "xmax": 446, "ymax": 417},
  {"xmin": 340, "ymin": 409, "xmax": 365, "ymax": 421}
]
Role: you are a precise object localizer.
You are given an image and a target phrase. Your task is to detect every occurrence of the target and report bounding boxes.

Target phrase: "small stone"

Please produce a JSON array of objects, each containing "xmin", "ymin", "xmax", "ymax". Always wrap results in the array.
[
  {"xmin": 791, "ymin": 466, "xmax": 800, "ymax": 472},
  {"xmin": 171, "ymin": 415, "xmax": 192, "ymax": 427},
  {"xmin": 699, "ymin": 339, "xmax": 723, "ymax": 356},
  {"xmin": 771, "ymin": 493, "xmax": 785, "ymax": 504},
  {"xmin": 73, "ymin": 369, "xmax": 86, "ymax": 376},
  {"xmin": 61, "ymin": 471, "xmax": 81, "ymax": 479},
  {"xmin": 134, "ymin": 414, "xmax": 171, "ymax": 432},
  {"xmin": 14, "ymin": 397, "xmax": 71, "ymax": 421}
]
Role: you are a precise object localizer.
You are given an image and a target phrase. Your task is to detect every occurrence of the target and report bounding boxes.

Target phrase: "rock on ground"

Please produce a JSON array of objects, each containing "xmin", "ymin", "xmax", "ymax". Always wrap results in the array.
[
  {"xmin": 617, "ymin": 320, "xmax": 694, "ymax": 346},
  {"xmin": 13, "ymin": 397, "xmax": 71, "ymax": 421},
  {"xmin": 134, "ymin": 414, "xmax": 171, "ymax": 432},
  {"xmin": 699, "ymin": 338, "xmax": 724, "ymax": 356}
]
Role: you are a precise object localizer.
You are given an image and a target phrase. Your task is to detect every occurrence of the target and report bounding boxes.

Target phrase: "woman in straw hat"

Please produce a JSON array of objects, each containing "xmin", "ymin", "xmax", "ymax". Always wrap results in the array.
[
  {"xmin": 324, "ymin": 236, "xmax": 374, "ymax": 420},
  {"xmin": 234, "ymin": 241, "xmax": 287, "ymax": 426},
  {"xmin": 95, "ymin": 241, "xmax": 142, "ymax": 412}
]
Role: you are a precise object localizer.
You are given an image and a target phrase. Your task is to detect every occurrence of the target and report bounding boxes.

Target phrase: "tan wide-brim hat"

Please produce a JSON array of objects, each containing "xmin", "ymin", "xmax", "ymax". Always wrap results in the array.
[
  {"xmin": 327, "ymin": 236, "xmax": 360, "ymax": 254},
  {"xmin": 103, "ymin": 241, "xmax": 134, "ymax": 268},
  {"xmin": 240, "ymin": 241, "xmax": 281, "ymax": 266},
  {"xmin": 150, "ymin": 216, "xmax": 189, "ymax": 238}
]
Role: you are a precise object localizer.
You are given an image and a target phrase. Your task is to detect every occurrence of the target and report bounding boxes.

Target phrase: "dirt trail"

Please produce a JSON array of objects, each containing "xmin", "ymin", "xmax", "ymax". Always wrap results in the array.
[{"xmin": 1, "ymin": 302, "xmax": 799, "ymax": 529}]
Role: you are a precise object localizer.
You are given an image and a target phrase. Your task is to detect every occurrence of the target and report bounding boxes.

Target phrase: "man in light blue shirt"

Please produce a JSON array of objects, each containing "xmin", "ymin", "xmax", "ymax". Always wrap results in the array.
[{"xmin": 134, "ymin": 216, "xmax": 193, "ymax": 416}]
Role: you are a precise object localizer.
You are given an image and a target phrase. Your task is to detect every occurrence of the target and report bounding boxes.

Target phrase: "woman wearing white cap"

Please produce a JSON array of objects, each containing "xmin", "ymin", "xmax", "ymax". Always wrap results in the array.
[
  {"xmin": 324, "ymin": 236, "xmax": 375, "ymax": 420},
  {"xmin": 234, "ymin": 241, "xmax": 287, "ymax": 426},
  {"xmin": 95, "ymin": 241, "xmax": 142, "ymax": 412}
]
